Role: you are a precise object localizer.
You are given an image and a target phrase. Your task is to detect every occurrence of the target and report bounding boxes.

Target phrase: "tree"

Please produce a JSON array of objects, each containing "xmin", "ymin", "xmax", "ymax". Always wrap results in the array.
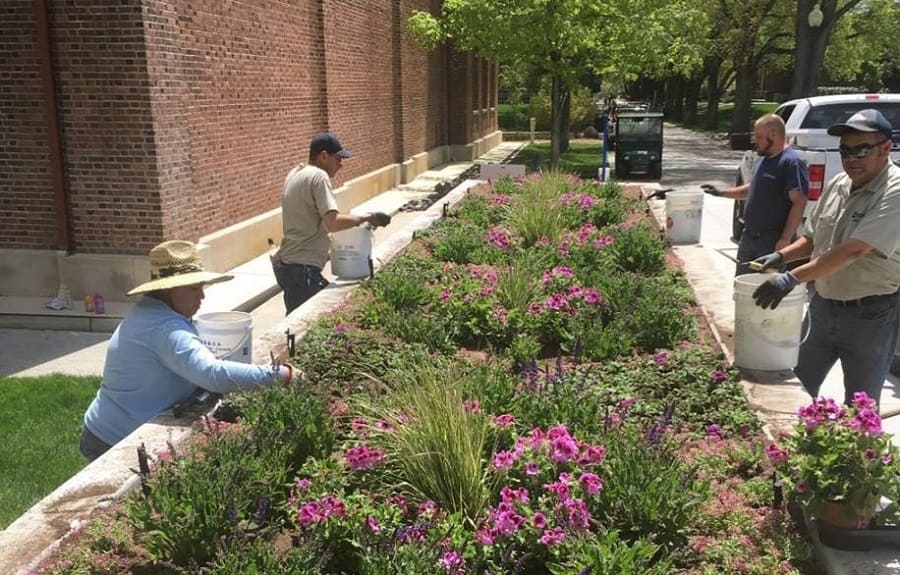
[
  {"xmin": 790, "ymin": 0, "xmax": 864, "ymax": 97},
  {"xmin": 409, "ymin": 0, "xmax": 706, "ymax": 167}
]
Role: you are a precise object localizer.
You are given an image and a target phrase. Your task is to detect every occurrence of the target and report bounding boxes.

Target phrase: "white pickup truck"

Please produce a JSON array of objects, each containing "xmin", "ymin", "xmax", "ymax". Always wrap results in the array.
[{"xmin": 732, "ymin": 93, "xmax": 900, "ymax": 240}]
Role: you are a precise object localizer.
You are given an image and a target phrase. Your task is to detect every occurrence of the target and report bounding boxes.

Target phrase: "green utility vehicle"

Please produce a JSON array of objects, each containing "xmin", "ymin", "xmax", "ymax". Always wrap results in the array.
[{"xmin": 614, "ymin": 112, "xmax": 664, "ymax": 180}]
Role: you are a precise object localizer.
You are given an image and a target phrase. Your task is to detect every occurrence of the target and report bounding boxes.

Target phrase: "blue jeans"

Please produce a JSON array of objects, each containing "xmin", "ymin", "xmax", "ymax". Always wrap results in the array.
[
  {"xmin": 795, "ymin": 293, "xmax": 899, "ymax": 406},
  {"xmin": 80, "ymin": 426, "xmax": 112, "ymax": 461},
  {"xmin": 273, "ymin": 262, "xmax": 328, "ymax": 315},
  {"xmin": 735, "ymin": 229, "xmax": 782, "ymax": 276}
]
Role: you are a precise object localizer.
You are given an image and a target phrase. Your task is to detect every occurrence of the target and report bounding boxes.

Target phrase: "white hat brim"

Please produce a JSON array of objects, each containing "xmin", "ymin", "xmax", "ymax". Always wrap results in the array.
[{"xmin": 127, "ymin": 271, "xmax": 234, "ymax": 296}]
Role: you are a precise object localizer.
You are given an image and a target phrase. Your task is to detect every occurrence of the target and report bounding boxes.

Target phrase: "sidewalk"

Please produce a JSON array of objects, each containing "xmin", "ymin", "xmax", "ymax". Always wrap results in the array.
[
  {"xmin": 0, "ymin": 142, "xmax": 525, "ymax": 379},
  {"xmin": 645, "ymin": 187, "xmax": 900, "ymax": 575}
]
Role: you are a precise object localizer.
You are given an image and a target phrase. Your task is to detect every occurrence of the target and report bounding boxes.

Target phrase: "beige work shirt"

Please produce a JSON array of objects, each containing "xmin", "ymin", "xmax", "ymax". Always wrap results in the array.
[
  {"xmin": 801, "ymin": 161, "xmax": 900, "ymax": 300},
  {"xmin": 275, "ymin": 164, "xmax": 339, "ymax": 268}
]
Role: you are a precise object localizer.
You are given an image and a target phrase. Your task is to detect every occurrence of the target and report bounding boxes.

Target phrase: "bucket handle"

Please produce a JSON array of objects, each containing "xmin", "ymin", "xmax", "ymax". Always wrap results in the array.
[{"xmin": 738, "ymin": 301, "xmax": 811, "ymax": 348}]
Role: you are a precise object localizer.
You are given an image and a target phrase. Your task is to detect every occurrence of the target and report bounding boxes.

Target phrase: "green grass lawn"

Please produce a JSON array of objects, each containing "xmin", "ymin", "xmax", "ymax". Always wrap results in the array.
[
  {"xmin": 514, "ymin": 141, "xmax": 607, "ymax": 180},
  {"xmin": 682, "ymin": 101, "xmax": 781, "ymax": 135},
  {"xmin": 0, "ymin": 374, "xmax": 100, "ymax": 528}
]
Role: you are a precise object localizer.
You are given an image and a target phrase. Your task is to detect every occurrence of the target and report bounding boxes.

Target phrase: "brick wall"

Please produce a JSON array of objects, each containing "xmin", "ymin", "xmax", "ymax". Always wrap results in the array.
[
  {"xmin": 1, "ymin": 0, "xmax": 495, "ymax": 255},
  {"xmin": 0, "ymin": 0, "xmax": 57, "ymax": 250}
]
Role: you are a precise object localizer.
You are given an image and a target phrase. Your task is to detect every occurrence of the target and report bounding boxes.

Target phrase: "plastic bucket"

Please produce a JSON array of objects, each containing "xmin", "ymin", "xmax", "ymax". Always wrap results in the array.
[
  {"xmin": 665, "ymin": 191, "xmax": 703, "ymax": 244},
  {"xmin": 331, "ymin": 226, "xmax": 373, "ymax": 279},
  {"xmin": 195, "ymin": 311, "xmax": 252, "ymax": 363},
  {"xmin": 733, "ymin": 274, "xmax": 806, "ymax": 371}
]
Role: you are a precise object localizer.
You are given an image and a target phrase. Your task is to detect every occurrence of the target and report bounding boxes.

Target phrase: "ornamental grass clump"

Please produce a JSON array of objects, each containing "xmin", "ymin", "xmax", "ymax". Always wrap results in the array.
[{"xmin": 766, "ymin": 393, "xmax": 900, "ymax": 524}]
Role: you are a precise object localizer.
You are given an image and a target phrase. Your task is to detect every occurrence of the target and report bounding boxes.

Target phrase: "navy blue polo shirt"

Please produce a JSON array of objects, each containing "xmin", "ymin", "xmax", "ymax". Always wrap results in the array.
[{"xmin": 743, "ymin": 147, "xmax": 809, "ymax": 232}]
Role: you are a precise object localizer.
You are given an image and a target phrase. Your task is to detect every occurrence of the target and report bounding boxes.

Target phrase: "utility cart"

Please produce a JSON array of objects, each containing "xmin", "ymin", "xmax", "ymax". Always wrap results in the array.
[{"xmin": 614, "ymin": 112, "xmax": 664, "ymax": 180}]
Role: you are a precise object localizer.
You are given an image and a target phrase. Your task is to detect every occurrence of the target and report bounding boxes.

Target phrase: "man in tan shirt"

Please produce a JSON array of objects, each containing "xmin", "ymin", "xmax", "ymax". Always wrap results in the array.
[
  {"xmin": 751, "ymin": 109, "xmax": 900, "ymax": 406},
  {"xmin": 273, "ymin": 133, "xmax": 390, "ymax": 314}
]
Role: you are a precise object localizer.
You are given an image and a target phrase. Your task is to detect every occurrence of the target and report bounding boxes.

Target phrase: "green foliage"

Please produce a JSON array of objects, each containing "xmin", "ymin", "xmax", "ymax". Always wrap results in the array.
[
  {"xmin": 206, "ymin": 537, "xmax": 328, "ymax": 575},
  {"xmin": 549, "ymin": 530, "xmax": 672, "ymax": 575},
  {"xmin": 126, "ymin": 424, "xmax": 292, "ymax": 567},
  {"xmin": 608, "ymin": 222, "xmax": 666, "ymax": 274},
  {"xmin": 0, "ymin": 374, "xmax": 99, "ymax": 528},
  {"xmin": 594, "ymin": 427, "xmax": 708, "ymax": 552},
  {"xmin": 358, "ymin": 368, "xmax": 497, "ymax": 523}
]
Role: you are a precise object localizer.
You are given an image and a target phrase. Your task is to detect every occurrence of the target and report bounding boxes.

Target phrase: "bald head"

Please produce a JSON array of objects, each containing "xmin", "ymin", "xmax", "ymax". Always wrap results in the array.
[{"xmin": 753, "ymin": 114, "xmax": 786, "ymax": 157}]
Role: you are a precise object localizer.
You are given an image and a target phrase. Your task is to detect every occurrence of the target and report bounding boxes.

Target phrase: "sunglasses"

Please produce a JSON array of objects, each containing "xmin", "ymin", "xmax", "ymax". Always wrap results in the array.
[{"xmin": 839, "ymin": 139, "xmax": 888, "ymax": 159}]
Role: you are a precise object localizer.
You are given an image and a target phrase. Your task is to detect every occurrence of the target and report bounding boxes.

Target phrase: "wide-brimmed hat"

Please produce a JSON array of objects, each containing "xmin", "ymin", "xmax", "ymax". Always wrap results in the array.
[{"xmin": 127, "ymin": 240, "xmax": 233, "ymax": 296}]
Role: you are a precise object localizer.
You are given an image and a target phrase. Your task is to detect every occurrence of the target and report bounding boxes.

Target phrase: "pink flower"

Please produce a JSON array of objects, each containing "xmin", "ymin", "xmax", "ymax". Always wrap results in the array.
[
  {"xmin": 475, "ymin": 528, "xmax": 494, "ymax": 545},
  {"xmin": 492, "ymin": 450, "xmax": 518, "ymax": 470},
  {"xmin": 365, "ymin": 515, "xmax": 381, "ymax": 533},
  {"xmin": 490, "ymin": 194, "xmax": 511, "ymax": 206},
  {"xmin": 295, "ymin": 478, "xmax": 311, "ymax": 491},
  {"xmin": 580, "ymin": 287, "xmax": 604, "ymax": 305},
  {"xmin": 579, "ymin": 444, "xmax": 607, "ymax": 464},
  {"xmin": 439, "ymin": 289, "xmax": 451, "ymax": 302},
  {"xmin": 438, "ymin": 550, "xmax": 466, "ymax": 573},
  {"xmin": 593, "ymin": 235, "xmax": 613, "ymax": 248},
  {"xmin": 706, "ymin": 424, "xmax": 723, "ymax": 438},
  {"xmin": 487, "ymin": 228, "xmax": 511, "ymax": 249},
  {"xmin": 849, "ymin": 408, "xmax": 883, "ymax": 436},
  {"xmin": 462, "ymin": 399, "xmax": 480, "ymax": 414},
  {"xmin": 564, "ymin": 498, "xmax": 591, "ymax": 529},
  {"xmin": 711, "ymin": 370, "xmax": 728, "ymax": 383},
  {"xmin": 492, "ymin": 413, "xmax": 515, "ymax": 428},
  {"xmin": 765, "ymin": 443, "xmax": 789, "ymax": 465},
  {"xmin": 579, "ymin": 472, "xmax": 603, "ymax": 495},
  {"xmin": 539, "ymin": 528, "xmax": 566, "ymax": 546},
  {"xmin": 653, "ymin": 351, "xmax": 668, "ymax": 365},
  {"xmin": 345, "ymin": 445, "xmax": 386, "ymax": 471},
  {"xmin": 418, "ymin": 500, "xmax": 437, "ymax": 517},
  {"xmin": 532, "ymin": 511, "xmax": 547, "ymax": 529},
  {"xmin": 852, "ymin": 392, "xmax": 877, "ymax": 411},
  {"xmin": 525, "ymin": 461, "xmax": 541, "ymax": 476},
  {"xmin": 551, "ymin": 435, "xmax": 579, "ymax": 463},
  {"xmin": 795, "ymin": 481, "xmax": 807, "ymax": 493}
]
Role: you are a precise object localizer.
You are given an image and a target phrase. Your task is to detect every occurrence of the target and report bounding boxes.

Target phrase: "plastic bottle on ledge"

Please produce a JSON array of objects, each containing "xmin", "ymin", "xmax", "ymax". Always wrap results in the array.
[{"xmin": 93, "ymin": 293, "xmax": 105, "ymax": 315}]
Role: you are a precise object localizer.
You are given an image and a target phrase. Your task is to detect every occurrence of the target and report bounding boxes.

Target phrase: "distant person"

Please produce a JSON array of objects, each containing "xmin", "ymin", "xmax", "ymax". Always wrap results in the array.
[
  {"xmin": 80, "ymin": 240, "xmax": 298, "ymax": 461},
  {"xmin": 702, "ymin": 114, "xmax": 809, "ymax": 275},
  {"xmin": 273, "ymin": 132, "xmax": 391, "ymax": 314},
  {"xmin": 751, "ymin": 109, "xmax": 900, "ymax": 407}
]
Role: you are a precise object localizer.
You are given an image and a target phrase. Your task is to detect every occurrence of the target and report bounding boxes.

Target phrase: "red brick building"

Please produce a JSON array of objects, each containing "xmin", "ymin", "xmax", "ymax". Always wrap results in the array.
[{"xmin": 1, "ymin": 0, "xmax": 498, "ymax": 299}]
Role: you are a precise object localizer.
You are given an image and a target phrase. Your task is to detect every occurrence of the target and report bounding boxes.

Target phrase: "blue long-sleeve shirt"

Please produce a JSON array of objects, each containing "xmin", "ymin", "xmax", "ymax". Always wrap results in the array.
[{"xmin": 84, "ymin": 296, "xmax": 279, "ymax": 446}]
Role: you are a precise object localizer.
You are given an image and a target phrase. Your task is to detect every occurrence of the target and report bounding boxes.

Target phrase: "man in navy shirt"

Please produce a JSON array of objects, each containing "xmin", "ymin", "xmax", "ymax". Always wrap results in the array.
[{"xmin": 702, "ymin": 114, "xmax": 809, "ymax": 275}]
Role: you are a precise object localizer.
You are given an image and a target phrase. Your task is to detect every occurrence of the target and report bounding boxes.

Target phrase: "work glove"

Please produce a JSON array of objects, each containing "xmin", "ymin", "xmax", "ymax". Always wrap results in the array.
[
  {"xmin": 752, "ymin": 271, "xmax": 799, "ymax": 310},
  {"xmin": 701, "ymin": 184, "xmax": 723, "ymax": 197},
  {"xmin": 748, "ymin": 251, "xmax": 784, "ymax": 272},
  {"xmin": 369, "ymin": 211, "xmax": 392, "ymax": 228}
]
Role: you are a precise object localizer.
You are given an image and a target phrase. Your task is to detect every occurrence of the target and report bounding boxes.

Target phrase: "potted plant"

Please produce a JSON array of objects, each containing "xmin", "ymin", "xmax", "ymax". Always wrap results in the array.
[{"xmin": 765, "ymin": 393, "xmax": 900, "ymax": 537}]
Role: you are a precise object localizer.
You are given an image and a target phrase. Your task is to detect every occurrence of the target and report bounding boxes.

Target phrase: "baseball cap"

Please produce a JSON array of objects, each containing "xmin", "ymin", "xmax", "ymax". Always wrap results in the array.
[
  {"xmin": 309, "ymin": 132, "xmax": 353, "ymax": 158},
  {"xmin": 827, "ymin": 109, "xmax": 893, "ymax": 139}
]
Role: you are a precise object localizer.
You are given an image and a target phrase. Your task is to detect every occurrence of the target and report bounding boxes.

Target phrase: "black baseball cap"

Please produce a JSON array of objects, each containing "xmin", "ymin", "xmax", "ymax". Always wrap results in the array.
[
  {"xmin": 827, "ymin": 109, "xmax": 893, "ymax": 139},
  {"xmin": 309, "ymin": 132, "xmax": 353, "ymax": 158}
]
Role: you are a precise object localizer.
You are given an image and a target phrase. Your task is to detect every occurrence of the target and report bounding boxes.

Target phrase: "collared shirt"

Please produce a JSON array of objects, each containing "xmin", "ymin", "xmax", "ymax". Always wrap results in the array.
[
  {"xmin": 743, "ymin": 147, "xmax": 809, "ymax": 232},
  {"xmin": 276, "ymin": 163, "xmax": 340, "ymax": 268},
  {"xmin": 84, "ymin": 296, "xmax": 280, "ymax": 446},
  {"xmin": 802, "ymin": 161, "xmax": 900, "ymax": 300}
]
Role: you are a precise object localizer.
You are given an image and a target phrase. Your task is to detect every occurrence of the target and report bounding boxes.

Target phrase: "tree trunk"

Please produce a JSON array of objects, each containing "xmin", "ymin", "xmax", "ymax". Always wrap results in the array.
[
  {"xmin": 732, "ymin": 60, "xmax": 755, "ymax": 135},
  {"xmin": 560, "ymin": 86, "xmax": 571, "ymax": 152},
  {"xmin": 684, "ymin": 72, "xmax": 702, "ymax": 126},
  {"xmin": 667, "ymin": 76, "xmax": 685, "ymax": 122},
  {"xmin": 550, "ymin": 75, "xmax": 564, "ymax": 168},
  {"xmin": 704, "ymin": 56, "xmax": 722, "ymax": 130},
  {"xmin": 790, "ymin": 0, "xmax": 861, "ymax": 97}
]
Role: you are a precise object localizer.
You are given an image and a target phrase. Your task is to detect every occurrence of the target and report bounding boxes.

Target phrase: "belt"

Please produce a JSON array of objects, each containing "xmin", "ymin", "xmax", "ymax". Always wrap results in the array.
[
  {"xmin": 821, "ymin": 291, "xmax": 900, "ymax": 307},
  {"xmin": 742, "ymin": 227, "xmax": 779, "ymax": 238}
]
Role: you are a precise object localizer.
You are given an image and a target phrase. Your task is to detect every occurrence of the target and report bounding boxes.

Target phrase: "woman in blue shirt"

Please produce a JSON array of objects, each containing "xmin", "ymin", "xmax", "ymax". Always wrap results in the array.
[{"xmin": 80, "ymin": 240, "xmax": 295, "ymax": 461}]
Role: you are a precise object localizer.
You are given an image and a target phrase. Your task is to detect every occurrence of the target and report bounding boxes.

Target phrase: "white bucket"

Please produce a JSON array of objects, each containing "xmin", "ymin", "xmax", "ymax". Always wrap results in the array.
[
  {"xmin": 195, "ymin": 311, "xmax": 253, "ymax": 363},
  {"xmin": 331, "ymin": 226, "xmax": 373, "ymax": 279},
  {"xmin": 665, "ymin": 191, "xmax": 703, "ymax": 244},
  {"xmin": 733, "ymin": 274, "xmax": 806, "ymax": 371}
]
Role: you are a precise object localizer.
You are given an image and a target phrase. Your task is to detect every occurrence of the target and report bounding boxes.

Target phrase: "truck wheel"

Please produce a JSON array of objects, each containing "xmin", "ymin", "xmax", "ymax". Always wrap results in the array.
[{"xmin": 731, "ymin": 172, "xmax": 744, "ymax": 242}]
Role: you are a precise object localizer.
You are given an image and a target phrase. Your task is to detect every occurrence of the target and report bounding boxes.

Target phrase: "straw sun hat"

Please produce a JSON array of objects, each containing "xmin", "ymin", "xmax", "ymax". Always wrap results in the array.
[{"xmin": 127, "ymin": 240, "xmax": 234, "ymax": 296}]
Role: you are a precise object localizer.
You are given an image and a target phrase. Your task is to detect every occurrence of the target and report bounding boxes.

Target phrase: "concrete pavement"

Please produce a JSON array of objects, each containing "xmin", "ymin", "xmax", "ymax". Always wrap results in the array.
[{"xmin": 651, "ymin": 123, "xmax": 900, "ymax": 574}]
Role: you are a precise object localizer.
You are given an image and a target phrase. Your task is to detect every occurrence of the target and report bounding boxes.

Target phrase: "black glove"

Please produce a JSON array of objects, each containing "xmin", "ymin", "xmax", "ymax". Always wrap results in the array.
[
  {"xmin": 752, "ymin": 272, "xmax": 799, "ymax": 310},
  {"xmin": 749, "ymin": 251, "xmax": 784, "ymax": 272},
  {"xmin": 701, "ymin": 184, "xmax": 723, "ymax": 197},
  {"xmin": 369, "ymin": 212, "xmax": 392, "ymax": 228}
]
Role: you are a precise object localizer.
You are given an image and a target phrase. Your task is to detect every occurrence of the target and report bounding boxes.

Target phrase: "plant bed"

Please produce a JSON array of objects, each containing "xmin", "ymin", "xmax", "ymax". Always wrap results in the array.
[{"xmin": 34, "ymin": 173, "xmax": 820, "ymax": 574}]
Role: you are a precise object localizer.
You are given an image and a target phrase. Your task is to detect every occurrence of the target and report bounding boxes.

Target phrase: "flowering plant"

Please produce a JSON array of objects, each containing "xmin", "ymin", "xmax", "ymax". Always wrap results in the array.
[{"xmin": 765, "ymin": 393, "xmax": 900, "ymax": 520}]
